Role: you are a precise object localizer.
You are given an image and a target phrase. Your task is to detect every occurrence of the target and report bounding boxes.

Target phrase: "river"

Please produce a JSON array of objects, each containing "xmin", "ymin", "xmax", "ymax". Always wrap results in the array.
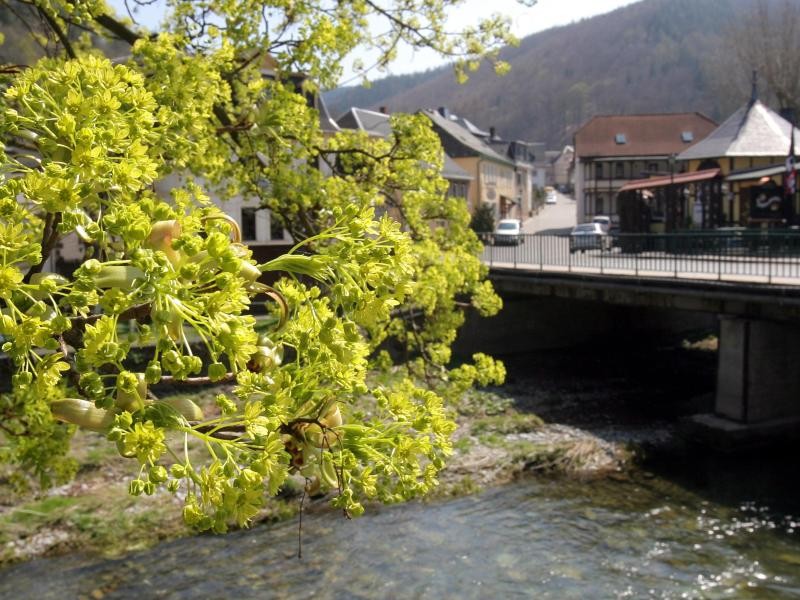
[
  {"xmin": 3, "ymin": 346, "xmax": 800, "ymax": 598},
  {"xmin": 2, "ymin": 464, "xmax": 800, "ymax": 599}
]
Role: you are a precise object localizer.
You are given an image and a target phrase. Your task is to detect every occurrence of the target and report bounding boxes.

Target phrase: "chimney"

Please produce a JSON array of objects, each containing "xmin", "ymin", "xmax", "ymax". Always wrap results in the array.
[
  {"xmin": 379, "ymin": 106, "xmax": 388, "ymax": 114},
  {"xmin": 438, "ymin": 106, "xmax": 449, "ymax": 118},
  {"xmin": 750, "ymin": 70, "xmax": 758, "ymax": 105},
  {"xmin": 489, "ymin": 126, "xmax": 496, "ymax": 140}
]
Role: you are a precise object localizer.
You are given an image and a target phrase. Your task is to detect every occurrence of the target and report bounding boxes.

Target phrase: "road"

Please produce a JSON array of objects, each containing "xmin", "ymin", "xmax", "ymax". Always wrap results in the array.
[{"xmin": 523, "ymin": 191, "xmax": 576, "ymax": 235}]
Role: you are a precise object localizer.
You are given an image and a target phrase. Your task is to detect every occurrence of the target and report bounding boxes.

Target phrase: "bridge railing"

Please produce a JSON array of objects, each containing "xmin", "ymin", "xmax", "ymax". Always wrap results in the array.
[{"xmin": 478, "ymin": 230, "xmax": 800, "ymax": 284}]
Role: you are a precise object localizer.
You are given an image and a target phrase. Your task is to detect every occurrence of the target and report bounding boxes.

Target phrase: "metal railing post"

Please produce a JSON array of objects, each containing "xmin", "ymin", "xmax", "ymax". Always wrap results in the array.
[
  {"xmin": 674, "ymin": 234, "xmax": 678, "ymax": 279},
  {"xmin": 768, "ymin": 231, "xmax": 772, "ymax": 284},
  {"xmin": 568, "ymin": 235, "xmax": 572, "ymax": 273},
  {"xmin": 514, "ymin": 237, "xmax": 518, "ymax": 268},
  {"xmin": 539, "ymin": 234, "xmax": 543, "ymax": 271}
]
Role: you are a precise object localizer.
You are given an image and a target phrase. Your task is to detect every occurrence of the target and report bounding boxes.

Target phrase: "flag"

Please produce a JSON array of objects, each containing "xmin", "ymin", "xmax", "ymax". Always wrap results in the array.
[{"xmin": 787, "ymin": 128, "xmax": 797, "ymax": 197}]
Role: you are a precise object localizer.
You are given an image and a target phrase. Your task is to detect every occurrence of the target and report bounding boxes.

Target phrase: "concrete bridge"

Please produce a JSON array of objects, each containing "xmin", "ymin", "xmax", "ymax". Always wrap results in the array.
[{"xmin": 469, "ymin": 232, "xmax": 800, "ymax": 442}]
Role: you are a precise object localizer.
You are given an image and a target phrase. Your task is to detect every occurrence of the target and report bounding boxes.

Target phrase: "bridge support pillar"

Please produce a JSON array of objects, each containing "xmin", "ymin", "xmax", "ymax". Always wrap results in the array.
[{"xmin": 715, "ymin": 316, "xmax": 800, "ymax": 423}]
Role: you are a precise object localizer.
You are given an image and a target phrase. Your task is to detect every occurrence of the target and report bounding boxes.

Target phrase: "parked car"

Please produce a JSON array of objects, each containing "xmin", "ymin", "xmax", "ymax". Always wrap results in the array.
[
  {"xmin": 570, "ymin": 222, "xmax": 611, "ymax": 253},
  {"xmin": 545, "ymin": 190, "xmax": 557, "ymax": 204},
  {"xmin": 592, "ymin": 215, "xmax": 611, "ymax": 232},
  {"xmin": 494, "ymin": 218, "xmax": 523, "ymax": 245}
]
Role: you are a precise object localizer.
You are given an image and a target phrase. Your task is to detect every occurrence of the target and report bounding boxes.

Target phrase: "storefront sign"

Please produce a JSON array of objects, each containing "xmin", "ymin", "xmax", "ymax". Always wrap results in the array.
[{"xmin": 750, "ymin": 183, "xmax": 785, "ymax": 220}]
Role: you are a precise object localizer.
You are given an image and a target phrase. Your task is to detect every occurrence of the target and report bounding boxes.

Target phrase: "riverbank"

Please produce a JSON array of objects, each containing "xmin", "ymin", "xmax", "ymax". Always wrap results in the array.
[{"xmin": 0, "ymin": 341, "xmax": 718, "ymax": 566}]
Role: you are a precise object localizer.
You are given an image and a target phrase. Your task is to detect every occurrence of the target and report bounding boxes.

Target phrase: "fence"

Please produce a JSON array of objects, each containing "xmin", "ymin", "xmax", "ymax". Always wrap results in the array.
[{"xmin": 479, "ymin": 230, "xmax": 800, "ymax": 285}]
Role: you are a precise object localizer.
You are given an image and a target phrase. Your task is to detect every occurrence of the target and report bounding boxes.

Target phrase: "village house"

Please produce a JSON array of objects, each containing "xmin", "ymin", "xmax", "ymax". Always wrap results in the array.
[
  {"xmin": 615, "ymin": 95, "xmax": 799, "ymax": 233},
  {"xmin": 544, "ymin": 150, "xmax": 560, "ymax": 187},
  {"xmin": 423, "ymin": 108, "xmax": 519, "ymax": 219},
  {"xmin": 551, "ymin": 145, "xmax": 575, "ymax": 192},
  {"xmin": 335, "ymin": 106, "xmax": 474, "ymax": 202},
  {"xmin": 486, "ymin": 130, "xmax": 539, "ymax": 218},
  {"xmin": 677, "ymin": 98, "xmax": 799, "ymax": 229},
  {"xmin": 573, "ymin": 113, "xmax": 718, "ymax": 225},
  {"xmin": 528, "ymin": 142, "xmax": 549, "ymax": 193}
]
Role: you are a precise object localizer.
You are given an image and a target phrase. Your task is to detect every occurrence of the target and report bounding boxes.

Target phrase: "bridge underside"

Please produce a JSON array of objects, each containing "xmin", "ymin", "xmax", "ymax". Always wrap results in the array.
[{"xmin": 476, "ymin": 269, "xmax": 800, "ymax": 441}]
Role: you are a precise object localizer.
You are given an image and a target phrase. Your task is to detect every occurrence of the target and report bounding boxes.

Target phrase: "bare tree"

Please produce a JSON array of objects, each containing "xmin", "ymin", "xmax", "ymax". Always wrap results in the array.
[{"xmin": 719, "ymin": 0, "xmax": 800, "ymax": 116}]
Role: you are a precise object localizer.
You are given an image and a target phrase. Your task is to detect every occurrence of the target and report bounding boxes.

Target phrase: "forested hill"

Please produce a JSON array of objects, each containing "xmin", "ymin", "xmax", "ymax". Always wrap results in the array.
[
  {"xmin": 324, "ymin": 0, "xmax": 767, "ymax": 148},
  {"xmin": 0, "ymin": 5, "xmax": 130, "ymax": 66}
]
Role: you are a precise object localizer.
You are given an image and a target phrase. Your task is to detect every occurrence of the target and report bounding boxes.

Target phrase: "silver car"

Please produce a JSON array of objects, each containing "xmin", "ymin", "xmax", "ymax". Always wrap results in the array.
[{"xmin": 570, "ymin": 223, "xmax": 611, "ymax": 253}]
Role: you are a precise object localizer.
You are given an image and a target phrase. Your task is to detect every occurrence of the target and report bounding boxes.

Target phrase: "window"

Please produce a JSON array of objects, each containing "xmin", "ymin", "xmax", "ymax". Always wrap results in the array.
[
  {"xmin": 241, "ymin": 207, "xmax": 257, "ymax": 241},
  {"xmin": 648, "ymin": 162, "xmax": 659, "ymax": 172},
  {"xmin": 615, "ymin": 133, "xmax": 627, "ymax": 144},
  {"xmin": 595, "ymin": 163, "xmax": 603, "ymax": 179},
  {"xmin": 681, "ymin": 131, "xmax": 694, "ymax": 143},
  {"xmin": 596, "ymin": 195, "xmax": 604, "ymax": 214},
  {"xmin": 270, "ymin": 213, "xmax": 285, "ymax": 241},
  {"xmin": 447, "ymin": 181, "xmax": 468, "ymax": 199},
  {"xmin": 615, "ymin": 162, "xmax": 624, "ymax": 179}
]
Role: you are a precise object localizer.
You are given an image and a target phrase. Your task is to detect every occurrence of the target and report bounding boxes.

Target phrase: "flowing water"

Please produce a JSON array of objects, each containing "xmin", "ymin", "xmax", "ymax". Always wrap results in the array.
[
  {"xmin": 3, "ymin": 346, "xmax": 800, "ymax": 598},
  {"xmin": 3, "ymin": 467, "xmax": 800, "ymax": 599}
]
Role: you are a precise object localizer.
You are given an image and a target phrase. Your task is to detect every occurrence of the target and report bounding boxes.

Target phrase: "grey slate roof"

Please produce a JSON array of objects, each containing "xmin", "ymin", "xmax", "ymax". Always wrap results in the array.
[
  {"xmin": 335, "ymin": 107, "xmax": 391, "ymax": 137},
  {"xmin": 335, "ymin": 107, "xmax": 472, "ymax": 182},
  {"xmin": 442, "ymin": 154, "xmax": 472, "ymax": 181},
  {"xmin": 459, "ymin": 118, "xmax": 490, "ymax": 138},
  {"xmin": 423, "ymin": 109, "xmax": 515, "ymax": 166},
  {"xmin": 318, "ymin": 95, "xmax": 341, "ymax": 133},
  {"xmin": 678, "ymin": 100, "xmax": 799, "ymax": 160}
]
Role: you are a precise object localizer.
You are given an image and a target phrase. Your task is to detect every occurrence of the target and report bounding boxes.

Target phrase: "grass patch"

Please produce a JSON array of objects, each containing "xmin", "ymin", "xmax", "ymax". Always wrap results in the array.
[
  {"xmin": 4, "ymin": 496, "xmax": 79, "ymax": 528},
  {"xmin": 471, "ymin": 413, "xmax": 544, "ymax": 436}
]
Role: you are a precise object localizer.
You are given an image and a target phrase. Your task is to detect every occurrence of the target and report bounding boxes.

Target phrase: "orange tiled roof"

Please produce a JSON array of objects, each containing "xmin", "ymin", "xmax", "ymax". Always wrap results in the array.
[{"xmin": 575, "ymin": 113, "xmax": 718, "ymax": 158}]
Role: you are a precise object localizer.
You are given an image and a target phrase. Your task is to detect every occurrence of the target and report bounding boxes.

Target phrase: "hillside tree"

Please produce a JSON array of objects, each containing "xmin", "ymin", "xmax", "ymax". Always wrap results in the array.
[{"xmin": 714, "ymin": 0, "xmax": 800, "ymax": 117}]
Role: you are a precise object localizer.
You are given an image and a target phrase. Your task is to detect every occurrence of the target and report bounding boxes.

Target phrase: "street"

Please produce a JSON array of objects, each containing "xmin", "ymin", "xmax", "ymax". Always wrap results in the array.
[{"xmin": 522, "ymin": 190, "xmax": 577, "ymax": 235}]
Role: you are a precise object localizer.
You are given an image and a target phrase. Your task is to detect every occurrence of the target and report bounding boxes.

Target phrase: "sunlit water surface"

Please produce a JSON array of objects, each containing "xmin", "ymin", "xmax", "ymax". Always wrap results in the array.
[{"xmin": 2, "ymin": 471, "xmax": 800, "ymax": 599}]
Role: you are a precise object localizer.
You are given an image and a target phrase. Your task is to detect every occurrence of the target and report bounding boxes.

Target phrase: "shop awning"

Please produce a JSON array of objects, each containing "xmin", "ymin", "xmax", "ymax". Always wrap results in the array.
[
  {"xmin": 617, "ymin": 168, "xmax": 721, "ymax": 192},
  {"xmin": 725, "ymin": 163, "xmax": 789, "ymax": 182}
]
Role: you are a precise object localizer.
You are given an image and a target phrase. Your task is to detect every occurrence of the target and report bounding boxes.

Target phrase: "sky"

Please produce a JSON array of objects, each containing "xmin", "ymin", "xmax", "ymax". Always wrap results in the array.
[{"xmin": 107, "ymin": 0, "xmax": 640, "ymax": 83}]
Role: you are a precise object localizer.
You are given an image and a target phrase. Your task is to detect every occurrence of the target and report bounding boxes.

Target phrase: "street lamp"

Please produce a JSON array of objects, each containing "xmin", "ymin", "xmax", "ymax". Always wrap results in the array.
[{"xmin": 669, "ymin": 153, "xmax": 676, "ymax": 229}]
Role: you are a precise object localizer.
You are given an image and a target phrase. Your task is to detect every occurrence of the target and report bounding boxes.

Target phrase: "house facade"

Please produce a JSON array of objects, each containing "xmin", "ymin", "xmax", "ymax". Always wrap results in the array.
[
  {"xmin": 574, "ymin": 113, "xmax": 718, "ymax": 224},
  {"xmin": 423, "ymin": 108, "xmax": 519, "ymax": 219},
  {"xmin": 552, "ymin": 145, "xmax": 575, "ymax": 191},
  {"xmin": 488, "ymin": 135, "xmax": 538, "ymax": 218}
]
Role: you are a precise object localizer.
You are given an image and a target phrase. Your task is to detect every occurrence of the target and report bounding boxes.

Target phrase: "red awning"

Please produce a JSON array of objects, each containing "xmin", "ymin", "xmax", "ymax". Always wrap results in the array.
[{"xmin": 618, "ymin": 168, "xmax": 721, "ymax": 192}]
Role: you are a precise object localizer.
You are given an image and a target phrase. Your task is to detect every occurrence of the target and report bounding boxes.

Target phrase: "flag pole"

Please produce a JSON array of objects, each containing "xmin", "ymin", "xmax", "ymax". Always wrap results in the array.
[{"xmin": 787, "ymin": 122, "xmax": 797, "ymax": 223}]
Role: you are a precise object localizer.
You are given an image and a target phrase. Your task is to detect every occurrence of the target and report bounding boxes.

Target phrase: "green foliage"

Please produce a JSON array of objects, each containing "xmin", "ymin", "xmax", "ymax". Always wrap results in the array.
[
  {"xmin": 470, "ymin": 202, "xmax": 496, "ymax": 234},
  {"xmin": 0, "ymin": 0, "xmax": 509, "ymax": 532}
]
